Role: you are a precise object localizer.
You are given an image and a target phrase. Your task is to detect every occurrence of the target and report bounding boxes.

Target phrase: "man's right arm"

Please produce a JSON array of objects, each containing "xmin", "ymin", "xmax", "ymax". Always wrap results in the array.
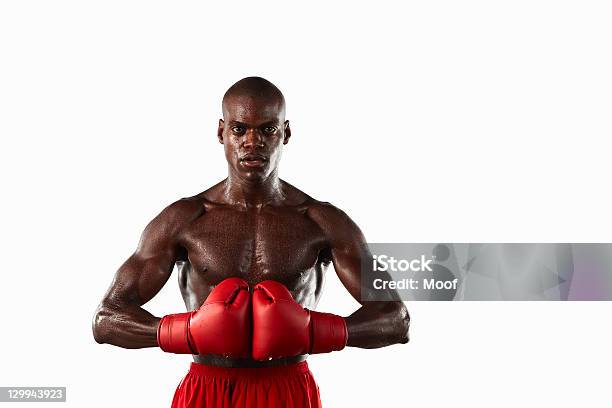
[{"xmin": 92, "ymin": 201, "xmax": 187, "ymax": 349}]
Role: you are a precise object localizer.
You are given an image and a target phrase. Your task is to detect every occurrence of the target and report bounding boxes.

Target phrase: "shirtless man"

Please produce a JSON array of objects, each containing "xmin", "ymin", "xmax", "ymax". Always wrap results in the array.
[{"xmin": 93, "ymin": 77, "xmax": 410, "ymax": 407}]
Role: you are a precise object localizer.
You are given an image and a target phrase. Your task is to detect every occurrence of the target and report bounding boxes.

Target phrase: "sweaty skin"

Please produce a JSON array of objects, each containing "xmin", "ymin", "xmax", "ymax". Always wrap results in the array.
[{"xmin": 93, "ymin": 77, "xmax": 410, "ymax": 368}]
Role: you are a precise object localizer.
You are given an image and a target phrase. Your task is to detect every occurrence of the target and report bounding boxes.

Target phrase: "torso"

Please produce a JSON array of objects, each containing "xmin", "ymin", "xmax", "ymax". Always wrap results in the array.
[{"xmin": 173, "ymin": 180, "xmax": 333, "ymax": 367}]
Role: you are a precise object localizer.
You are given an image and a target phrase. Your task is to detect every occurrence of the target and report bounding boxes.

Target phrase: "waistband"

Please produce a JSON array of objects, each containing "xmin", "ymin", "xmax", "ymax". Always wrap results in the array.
[{"xmin": 188, "ymin": 361, "xmax": 311, "ymax": 380}]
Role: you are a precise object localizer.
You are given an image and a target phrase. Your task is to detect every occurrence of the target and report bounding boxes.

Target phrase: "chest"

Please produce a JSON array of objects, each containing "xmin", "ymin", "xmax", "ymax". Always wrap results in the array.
[{"xmin": 178, "ymin": 207, "xmax": 328, "ymax": 282}]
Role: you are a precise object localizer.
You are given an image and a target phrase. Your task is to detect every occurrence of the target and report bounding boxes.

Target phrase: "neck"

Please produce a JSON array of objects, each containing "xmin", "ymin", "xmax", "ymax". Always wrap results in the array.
[{"xmin": 223, "ymin": 170, "xmax": 284, "ymax": 208}]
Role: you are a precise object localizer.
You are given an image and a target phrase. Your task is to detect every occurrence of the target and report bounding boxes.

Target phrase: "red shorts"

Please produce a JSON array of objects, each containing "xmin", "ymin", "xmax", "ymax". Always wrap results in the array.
[{"xmin": 171, "ymin": 361, "xmax": 322, "ymax": 408}]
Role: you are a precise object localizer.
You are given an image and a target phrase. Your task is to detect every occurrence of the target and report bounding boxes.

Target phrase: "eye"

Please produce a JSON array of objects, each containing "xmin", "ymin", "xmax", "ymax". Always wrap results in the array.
[
  {"xmin": 231, "ymin": 126, "xmax": 245, "ymax": 135},
  {"xmin": 263, "ymin": 126, "xmax": 277, "ymax": 134}
]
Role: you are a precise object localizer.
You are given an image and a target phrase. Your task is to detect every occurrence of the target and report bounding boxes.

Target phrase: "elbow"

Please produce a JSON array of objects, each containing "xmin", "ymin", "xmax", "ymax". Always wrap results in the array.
[{"xmin": 92, "ymin": 303, "xmax": 113, "ymax": 344}]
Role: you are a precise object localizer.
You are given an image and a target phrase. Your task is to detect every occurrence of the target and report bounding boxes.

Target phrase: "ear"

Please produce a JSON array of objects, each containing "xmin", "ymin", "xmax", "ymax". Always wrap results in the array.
[
  {"xmin": 283, "ymin": 120, "xmax": 291, "ymax": 145},
  {"xmin": 217, "ymin": 119, "xmax": 224, "ymax": 144}
]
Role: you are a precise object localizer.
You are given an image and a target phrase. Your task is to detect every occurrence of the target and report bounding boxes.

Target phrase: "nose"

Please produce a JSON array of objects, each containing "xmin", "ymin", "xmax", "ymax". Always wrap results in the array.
[{"xmin": 243, "ymin": 128, "xmax": 264, "ymax": 149}]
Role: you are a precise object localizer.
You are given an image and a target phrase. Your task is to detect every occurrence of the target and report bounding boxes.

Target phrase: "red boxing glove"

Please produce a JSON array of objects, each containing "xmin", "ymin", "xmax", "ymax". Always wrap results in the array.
[
  {"xmin": 252, "ymin": 280, "xmax": 347, "ymax": 361},
  {"xmin": 157, "ymin": 277, "xmax": 251, "ymax": 357}
]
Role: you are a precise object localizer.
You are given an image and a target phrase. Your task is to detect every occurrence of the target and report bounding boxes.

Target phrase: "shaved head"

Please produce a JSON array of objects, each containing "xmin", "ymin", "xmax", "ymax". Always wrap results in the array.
[
  {"xmin": 222, "ymin": 77, "xmax": 285, "ymax": 120},
  {"xmin": 217, "ymin": 77, "xmax": 291, "ymax": 183}
]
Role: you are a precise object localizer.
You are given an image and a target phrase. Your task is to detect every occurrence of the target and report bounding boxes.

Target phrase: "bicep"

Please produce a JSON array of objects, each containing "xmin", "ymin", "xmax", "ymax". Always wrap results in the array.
[
  {"xmin": 329, "ymin": 228, "xmax": 367, "ymax": 303},
  {"xmin": 310, "ymin": 203, "xmax": 368, "ymax": 302},
  {"xmin": 323, "ymin": 207, "xmax": 401, "ymax": 304},
  {"xmin": 104, "ymin": 250, "xmax": 175, "ymax": 308},
  {"xmin": 102, "ymin": 205, "xmax": 184, "ymax": 307}
]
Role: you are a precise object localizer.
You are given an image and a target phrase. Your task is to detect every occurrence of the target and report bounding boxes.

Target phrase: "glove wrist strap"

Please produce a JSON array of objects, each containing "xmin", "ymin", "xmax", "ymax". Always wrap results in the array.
[
  {"xmin": 157, "ymin": 313, "xmax": 196, "ymax": 354},
  {"xmin": 309, "ymin": 311, "xmax": 348, "ymax": 354}
]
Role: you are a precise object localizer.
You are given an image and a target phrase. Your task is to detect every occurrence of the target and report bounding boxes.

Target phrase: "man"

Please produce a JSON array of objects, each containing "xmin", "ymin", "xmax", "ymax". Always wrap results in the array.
[{"xmin": 93, "ymin": 77, "xmax": 410, "ymax": 407}]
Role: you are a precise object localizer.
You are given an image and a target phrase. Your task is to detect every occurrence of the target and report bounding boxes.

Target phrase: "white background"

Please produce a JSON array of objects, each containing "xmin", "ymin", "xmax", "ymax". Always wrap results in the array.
[{"xmin": 1, "ymin": 1, "xmax": 611, "ymax": 407}]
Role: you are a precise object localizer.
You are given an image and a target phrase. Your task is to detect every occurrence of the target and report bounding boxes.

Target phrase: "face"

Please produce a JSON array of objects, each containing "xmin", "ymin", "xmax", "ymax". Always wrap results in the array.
[{"xmin": 218, "ymin": 95, "xmax": 290, "ymax": 182}]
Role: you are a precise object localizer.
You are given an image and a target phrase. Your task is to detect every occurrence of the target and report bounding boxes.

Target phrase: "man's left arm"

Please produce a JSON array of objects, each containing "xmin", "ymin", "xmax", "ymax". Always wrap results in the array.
[{"xmin": 310, "ymin": 202, "xmax": 410, "ymax": 349}]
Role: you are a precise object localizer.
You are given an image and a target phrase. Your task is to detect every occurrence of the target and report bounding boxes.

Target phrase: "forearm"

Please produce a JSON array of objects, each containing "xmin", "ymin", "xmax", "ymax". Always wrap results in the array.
[
  {"xmin": 92, "ymin": 301, "xmax": 161, "ymax": 349},
  {"xmin": 344, "ymin": 301, "xmax": 410, "ymax": 348}
]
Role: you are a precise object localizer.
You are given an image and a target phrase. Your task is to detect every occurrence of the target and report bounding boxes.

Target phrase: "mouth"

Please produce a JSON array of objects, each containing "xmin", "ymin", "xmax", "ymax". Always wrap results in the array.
[{"xmin": 240, "ymin": 154, "xmax": 267, "ymax": 168}]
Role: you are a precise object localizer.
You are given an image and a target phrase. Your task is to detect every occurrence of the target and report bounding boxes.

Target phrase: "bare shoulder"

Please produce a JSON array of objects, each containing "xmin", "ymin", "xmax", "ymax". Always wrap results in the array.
[
  {"xmin": 147, "ymin": 190, "xmax": 212, "ymax": 234},
  {"xmin": 130, "ymin": 192, "xmax": 210, "ymax": 259},
  {"xmin": 278, "ymin": 179, "xmax": 313, "ymax": 206},
  {"xmin": 276, "ymin": 180, "xmax": 356, "ymax": 232},
  {"xmin": 308, "ymin": 199, "xmax": 348, "ymax": 223},
  {"xmin": 160, "ymin": 195, "xmax": 205, "ymax": 222},
  {"xmin": 303, "ymin": 199, "xmax": 366, "ymax": 246},
  {"xmin": 306, "ymin": 200, "xmax": 349, "ymax": 224}
]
